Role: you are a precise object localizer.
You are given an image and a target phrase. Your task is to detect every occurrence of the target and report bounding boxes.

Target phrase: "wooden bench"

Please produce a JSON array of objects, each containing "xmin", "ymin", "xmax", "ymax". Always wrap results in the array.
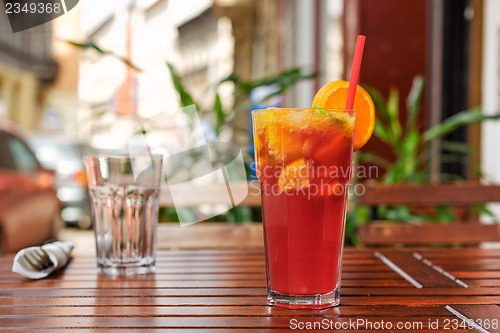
[{"xmin": 357, "ymin": 183, "xmax": 500, "ymax": 246}]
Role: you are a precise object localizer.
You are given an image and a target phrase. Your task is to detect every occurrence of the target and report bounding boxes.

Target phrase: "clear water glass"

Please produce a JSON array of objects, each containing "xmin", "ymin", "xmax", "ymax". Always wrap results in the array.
[{"xmin": 85, "ymin": 155, "xmax": 163, "ymax": 275}]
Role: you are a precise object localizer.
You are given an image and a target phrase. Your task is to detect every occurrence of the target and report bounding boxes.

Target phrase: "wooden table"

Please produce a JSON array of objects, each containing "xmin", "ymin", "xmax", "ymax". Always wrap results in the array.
[{"xmin": 1, "ymin": 248, "xmax": 500, "ymax": 332}]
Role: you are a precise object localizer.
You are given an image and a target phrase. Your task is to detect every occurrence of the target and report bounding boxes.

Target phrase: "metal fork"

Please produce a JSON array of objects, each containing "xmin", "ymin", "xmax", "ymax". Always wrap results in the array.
[{"xmin": 22, "ymin": 247, "xmax": 54, "ymax": 271}]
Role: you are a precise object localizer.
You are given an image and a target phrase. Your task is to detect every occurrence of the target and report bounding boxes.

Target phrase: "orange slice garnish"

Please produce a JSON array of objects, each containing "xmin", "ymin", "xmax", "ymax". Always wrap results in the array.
[
  {"xmin": 312, "ymin": 80, "xmax": 375, "ymax": 151},
  {"xmin": 278, "ymin": 159, "xmax": 309, "ymax": 192}
]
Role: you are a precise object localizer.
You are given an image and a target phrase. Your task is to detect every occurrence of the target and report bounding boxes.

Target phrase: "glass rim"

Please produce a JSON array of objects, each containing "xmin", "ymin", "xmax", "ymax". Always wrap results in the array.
[{"xmin": 251, "ymin": 107, "xmax": 355, "ymax": 116}]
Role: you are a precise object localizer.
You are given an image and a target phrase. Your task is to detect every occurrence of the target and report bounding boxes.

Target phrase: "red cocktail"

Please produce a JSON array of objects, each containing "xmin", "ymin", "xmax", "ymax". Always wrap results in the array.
[{"xmin": 252, "ymin": 107, "xmax": 354, "ymax": 308}]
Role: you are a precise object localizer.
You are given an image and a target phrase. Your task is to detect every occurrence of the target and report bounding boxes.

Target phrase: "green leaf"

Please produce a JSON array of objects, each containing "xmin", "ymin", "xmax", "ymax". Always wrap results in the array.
[
  {"xmin": 354, "ymin": 205, "xmax": 371, "ymax": 224},
  {"xmin": 167, "ymin": 64, "xmax": 196, "ymax": 107},
  {"xmin": 373, "ymin": 115, "xmax": 393, "ymax": 145},
  {"xmin": 473, "ymin": 204, "xmax": 497, "ymax": 220},
  {"xmin": 382, "ymin": 163, "xmax": 403, "ymax": 183},
  {"xmin": 432, "ymin": 205, "xmax": 456, "ymax": 222},
  {"xmin": 356, "ymin": 152, "xmax": 392, "ymax": 170},
  {"xmin": 344, "ymin": 211, "xmax": 359, "ymax": 246},
  {"xmin": 66, "ymin": 40, "xmax": 142, "ymax": 71},
  {"xmin": 424, "ymin": 108, "xmax": 500, "ymax": 142},
  {"xmin": 384, "ymin": 205, "xmax": 427, "ymax": 223},
  {"xmin": 365, "ymin": 86, "xmax": 390, "ymax": 123},
  {"xmin": 218, "ymin": 73, "xmax": 239, "ymax": 85},
  {"xmin": 399, "ymin": 130, "xmax": 420, "ymax": 174},
  {"xmin": 167, "ymin": 63, "xmax": 196, "ymax": 107},
  {"xmin": 406, "ymin": 75, "xmax": 425, "ymax": 131},
  {"xmin": 66, "ymin": 40, "xmax": 105, "ymax": 53},
  {"xmin": 226, "ymin": 206, "xmax": 253, "ymax": 223},
  {"xmin": 166, "ymin": 63, "xmax": 199, "ymax": 132},
  {"xmin": 366, "ymin": 86, "xmax": 397, "ymax": 147},
  {"xmin": 158, "ymin": 207, "xmax": 179, "ymax": 223},
  {"xmin": 387, "ymin": 88, "xmax": 402, "ymax": 142},
  {"xmin": 213, "ymin": 93, "xmax": 225, "ymax": 135}
]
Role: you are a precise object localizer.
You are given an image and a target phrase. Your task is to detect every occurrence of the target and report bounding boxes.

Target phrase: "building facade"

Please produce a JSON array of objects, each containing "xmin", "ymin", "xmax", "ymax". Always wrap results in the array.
[{"xmin": 0, "ymin": 4, "xmax": 57, "ymax": 131}]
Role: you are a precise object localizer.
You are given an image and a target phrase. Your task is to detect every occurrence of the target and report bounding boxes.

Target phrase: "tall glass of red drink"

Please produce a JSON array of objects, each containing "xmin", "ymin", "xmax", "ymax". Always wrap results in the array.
[{"xmin": 252, "ymin": 107, "xmax": 354, "ymax": 309}]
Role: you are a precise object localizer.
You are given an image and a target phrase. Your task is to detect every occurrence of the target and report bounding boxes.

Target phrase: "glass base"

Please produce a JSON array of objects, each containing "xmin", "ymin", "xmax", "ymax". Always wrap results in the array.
[
  {"xmin": 97, "ymin": 262, "xmax": 156, "ymax": 275},
  {"xmin": 267, "ymin": 287, "xmax": 340, "ymax": 309}
]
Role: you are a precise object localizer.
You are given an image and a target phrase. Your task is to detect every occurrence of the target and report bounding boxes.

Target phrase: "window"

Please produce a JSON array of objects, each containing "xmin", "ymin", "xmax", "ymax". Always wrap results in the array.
[{"xmin": 5, "ymin": 133, "xmax": 40, "ymax": 174}]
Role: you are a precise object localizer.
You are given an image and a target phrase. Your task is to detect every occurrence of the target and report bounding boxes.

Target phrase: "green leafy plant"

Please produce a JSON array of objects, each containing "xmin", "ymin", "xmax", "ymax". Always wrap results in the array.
[
  {"xmin": 355, "ymin": 75, "xmax": 500, "ymax": 226},
  {"xmin": 362, "ymin": 76, "xmax": 500, "ymax": 183}
]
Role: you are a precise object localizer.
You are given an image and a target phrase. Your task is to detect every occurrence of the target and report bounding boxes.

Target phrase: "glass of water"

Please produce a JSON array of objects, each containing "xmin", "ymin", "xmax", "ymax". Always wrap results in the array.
[{"xmin": 85, "ymin": 155, "xmax": 163, "ymax": 275}]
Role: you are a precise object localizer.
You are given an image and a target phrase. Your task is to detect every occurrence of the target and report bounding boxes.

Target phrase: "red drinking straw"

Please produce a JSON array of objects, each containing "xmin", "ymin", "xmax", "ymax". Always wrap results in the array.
[{"xmin": 345, "ymin": 35, "xmax": 366, "ymax": 110}]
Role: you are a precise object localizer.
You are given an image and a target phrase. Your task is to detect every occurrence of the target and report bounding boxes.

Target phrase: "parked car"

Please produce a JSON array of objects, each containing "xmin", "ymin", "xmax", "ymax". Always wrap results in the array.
[
  {"xmin": 0, "ymin": 121, "xmax": 60, "ymax": 253},
  {"xmin": 29, "ymin": 136, "xmax": 93, "ymax": 229}
]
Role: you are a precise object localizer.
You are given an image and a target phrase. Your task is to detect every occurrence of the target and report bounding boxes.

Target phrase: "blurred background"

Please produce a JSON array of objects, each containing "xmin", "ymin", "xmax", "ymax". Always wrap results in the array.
[{"xmin": 0, "ymin": 0, "xmax": 499, "ymax": 252}]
